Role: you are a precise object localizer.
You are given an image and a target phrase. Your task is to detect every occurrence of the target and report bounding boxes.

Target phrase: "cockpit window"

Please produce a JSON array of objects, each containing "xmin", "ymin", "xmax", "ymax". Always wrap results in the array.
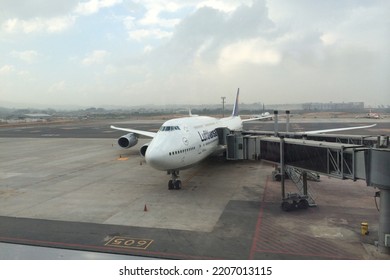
[{"xmin": 159, "ymin": 126, "xmax": 180, "ymax": 132}]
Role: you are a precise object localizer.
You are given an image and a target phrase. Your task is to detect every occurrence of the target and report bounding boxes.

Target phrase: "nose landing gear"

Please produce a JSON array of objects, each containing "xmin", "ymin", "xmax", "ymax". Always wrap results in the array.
[{"xmin": 168, "ymin": 170, "xmax": 182, "ymax": 190}]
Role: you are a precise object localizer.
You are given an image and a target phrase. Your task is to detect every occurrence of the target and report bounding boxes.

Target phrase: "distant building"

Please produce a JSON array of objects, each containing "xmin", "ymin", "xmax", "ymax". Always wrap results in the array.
[
  {"xmin": 23, "ymin": 113, "xmax": 52, "ymax": 122},
  {"xmin": 24, "ymin": 113, "xmax": 52, "ymax": 119},
  {"xmin": 302, "ymin": 102, "xmax": 364, "ymax": 111}
]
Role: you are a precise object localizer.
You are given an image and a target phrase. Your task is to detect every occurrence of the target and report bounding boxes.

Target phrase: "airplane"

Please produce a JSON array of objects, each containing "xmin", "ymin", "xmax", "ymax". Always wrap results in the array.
[
  {"xmin": 250, "ymin": 111, "xmax": 273, "ymax": 121},
  {"xmin": 250, "ymin": 104, "xmax": 273, "ymax": 121},
  {"xmin": 366, "ymin": 109, "xmax": 381, "ymax": 119},
  {"xmin": 356, "ymin": 109, "xmax": 381, "ymax": 119},
  {"xmin": 111, "ymin": 89, "xmax": 376, "ymax": 190}
]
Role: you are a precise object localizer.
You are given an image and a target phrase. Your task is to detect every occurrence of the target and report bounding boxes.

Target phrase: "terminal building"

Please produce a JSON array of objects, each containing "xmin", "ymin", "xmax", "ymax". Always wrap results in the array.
[{"xmin": 302, "ymin": 102, "xmax": 365, "ymax": 111}]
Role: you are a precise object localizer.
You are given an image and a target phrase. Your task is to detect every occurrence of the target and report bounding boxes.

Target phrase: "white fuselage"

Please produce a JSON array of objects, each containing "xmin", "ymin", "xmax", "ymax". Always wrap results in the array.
[{"xmin": 145, "ymin": 115, "xmax": 242, "ymax": 171}]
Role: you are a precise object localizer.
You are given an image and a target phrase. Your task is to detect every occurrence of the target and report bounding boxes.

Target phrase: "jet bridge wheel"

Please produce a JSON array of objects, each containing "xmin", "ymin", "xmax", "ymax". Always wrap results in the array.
[
  {"xmin": 281, "ymin": 196, "xmax": 309, "ymax": 211},
  {"xmin": 168, "ymin": 180, "xmax": 174, "ymax": 190},
  {"xmin": 281, "ymin": 201, "xmax": 293, "ymax": 212},
  {"xmin": 298, "ymin": 199, "xmax": 309, "ymax": 209}
]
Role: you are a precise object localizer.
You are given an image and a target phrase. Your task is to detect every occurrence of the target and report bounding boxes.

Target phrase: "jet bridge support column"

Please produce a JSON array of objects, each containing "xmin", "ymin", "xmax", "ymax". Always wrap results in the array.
[
  {"xmin": 378, "ymin": 188, "xmax": 390, "ymax": 254},
  {"xmin": 274, "ymin": 110, "xmax": 279, "ymax": 136},
  {"xmin": 302, "ymin": 171, "xmax": 308, "ymax": 196},
  {"xmin": 286, "ymin": 110, "xmax": 290, "ymax": 133},
  {"xmin": 365, "ymin": 149, "xmax": 390, "ymax": 254},
  {"xmin": 280, "ymin": 136, "xmax": 285, "ymax": 199}
]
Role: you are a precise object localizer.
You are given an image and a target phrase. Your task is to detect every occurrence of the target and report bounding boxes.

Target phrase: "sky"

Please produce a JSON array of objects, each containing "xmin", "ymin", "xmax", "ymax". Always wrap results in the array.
[{"xmin": 0, "ymin": 0, "xmax": 389, "ymax": 108}]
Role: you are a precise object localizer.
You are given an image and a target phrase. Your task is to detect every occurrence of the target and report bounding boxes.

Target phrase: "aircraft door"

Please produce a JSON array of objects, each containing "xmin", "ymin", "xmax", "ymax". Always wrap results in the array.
[{"xmin": 198, "ymin": 144, "xmax": 202, "ymax": 155}]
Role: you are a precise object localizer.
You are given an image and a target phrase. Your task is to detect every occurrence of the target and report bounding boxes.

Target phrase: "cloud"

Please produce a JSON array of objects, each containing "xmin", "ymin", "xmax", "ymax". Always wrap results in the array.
[
  {"xmin": 11, "ymin": 50, "xmax": 40, "ymax": 63},
  {"xmin": 196, "ymin": 0, "xmax": 252, "ymax": 13},
  {"xmin": 218, "ymin": 39, "xmax": 282, "ymax": 71},
  {"xmin": 0, "ymin": 0, "xmax": 79, "ymax": 19},
  {"xmin": 82, "ymin": 50, "xmax": 110, "ymax": 66},
  {"xmin": 2, "ymin": 16, "xmax": 75, "ymax": 33},
  {"xmin": 123, "ymin": 1, "xmax": 188, "ymax": 42},
  {"xmin": 1, "ymin": 0, "xmax": 121, "ymax": 35},
  {"xmin": 143, "ymin": 1, "xmax": 277, "ymax": 72},
  {"xmin": 320, "ymin": 33, "xmax": 338, "ymax": 46},
  {"xmin": 128, "ymin": 28, "xmax": 172, "ymax": 41},
  {"xmin": 137, "ymin": 5, "xmax": 181, "ymax": 28},
  {"xmin": 48, "ymin": 80, "xmax": 66, "ymax": 93},
  {"xmin": 0, "ymin": 0, "xmax": 388, "ymax": 107},
  {"xmin": 75, "ymin": 0, "xmax": 123, "ymax": 15},
  {"xmin": 0, "ymin": 64, "xmax": 15, "ymax": 75}
]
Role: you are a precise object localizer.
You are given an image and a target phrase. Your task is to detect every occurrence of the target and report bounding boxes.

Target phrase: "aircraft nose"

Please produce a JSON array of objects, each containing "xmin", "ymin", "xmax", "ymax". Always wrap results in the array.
[{"xmin": 145, "ymin": 147, "xmax": 166, "ymax": 171}]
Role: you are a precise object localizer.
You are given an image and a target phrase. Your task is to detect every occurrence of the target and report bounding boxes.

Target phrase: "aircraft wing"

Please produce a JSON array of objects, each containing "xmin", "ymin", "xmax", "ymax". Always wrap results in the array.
[
  {"xmin": 303, "ymin": 124, "xmax": 376, "ymax": 134},
  {"xmin": 242, "ymin": 115, "xmax": 273, "ymax": 122},
  {"xmin": 110, "ymin": 125, "xmax": 157, "ymax": 138}
]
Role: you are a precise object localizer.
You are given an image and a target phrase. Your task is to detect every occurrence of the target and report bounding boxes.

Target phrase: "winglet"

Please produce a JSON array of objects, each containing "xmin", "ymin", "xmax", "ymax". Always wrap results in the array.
[{"xmin": 232, "ymin": 88, "xmax": 240, "ymax": 117}]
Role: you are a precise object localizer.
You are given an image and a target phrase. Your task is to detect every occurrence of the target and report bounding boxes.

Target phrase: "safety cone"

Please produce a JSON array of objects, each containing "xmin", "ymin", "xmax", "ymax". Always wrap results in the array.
[{"xmin": 144, "ymin": 204, "xmax": 148, "ymax": 212}]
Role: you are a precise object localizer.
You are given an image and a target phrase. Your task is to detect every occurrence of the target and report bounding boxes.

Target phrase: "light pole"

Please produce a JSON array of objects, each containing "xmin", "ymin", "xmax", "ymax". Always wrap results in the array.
[{"xmin": 221, "ymin": 97, "xmax": 226, "ymax": 117}]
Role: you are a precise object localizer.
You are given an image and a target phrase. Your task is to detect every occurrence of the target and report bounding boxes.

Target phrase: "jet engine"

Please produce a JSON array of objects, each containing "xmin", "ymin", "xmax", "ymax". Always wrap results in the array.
[
  {"xmin": 140, "ymin": 142, "xmax": 150, "ymax": 157},
  {"xmin": 117, "ymin": 133, "xmax": 138, "ymax": 149}
]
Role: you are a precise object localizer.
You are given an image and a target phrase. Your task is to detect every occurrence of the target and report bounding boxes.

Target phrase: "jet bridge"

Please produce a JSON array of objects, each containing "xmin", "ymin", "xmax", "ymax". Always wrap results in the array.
[
  {"xmin": 244, "ymin": 130, "xmax": 389, "ymax": 148},
  {"xmin": 226, "ymin": 132, "xmax": 390, "ymax": 254}
]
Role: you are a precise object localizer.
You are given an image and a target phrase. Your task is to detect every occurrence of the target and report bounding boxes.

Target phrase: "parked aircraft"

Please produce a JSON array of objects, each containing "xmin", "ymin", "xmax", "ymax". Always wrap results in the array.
[
  {"xmin": 250, "ymin": 111, "xmax": 273, "ymax": 121},
  {"xmin": 250, "ymin": 104, "xmax": 273, "ymax": 121},
  {"xmin": 111, "ymin": 89, "xmax": 376, "ymax": 190},
  {"xmin": 356, "ymin": 109, "xmax": 381, "ymax": 119},
  {"xmin": 366, "ymin": 109, "xmax": 381, "ymax": 119}
]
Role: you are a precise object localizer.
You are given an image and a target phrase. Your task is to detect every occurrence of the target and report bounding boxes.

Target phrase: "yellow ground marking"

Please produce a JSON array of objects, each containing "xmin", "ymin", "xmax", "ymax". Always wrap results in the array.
[{"xmin": 117, "ymin": 157, "xmax": 129, "ymax": 161}]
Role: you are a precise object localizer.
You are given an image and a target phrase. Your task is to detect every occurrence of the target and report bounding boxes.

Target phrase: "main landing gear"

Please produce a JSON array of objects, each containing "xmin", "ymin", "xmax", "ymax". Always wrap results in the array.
[{"xmin": 168, "ymin": 170, "xmax": 182, "ymax": 190}]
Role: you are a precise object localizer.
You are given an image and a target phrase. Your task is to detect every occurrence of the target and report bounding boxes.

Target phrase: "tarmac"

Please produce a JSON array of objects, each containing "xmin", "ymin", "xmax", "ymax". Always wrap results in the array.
[{"xmin": 0, "ymin": 118, "xmax": 389, "ymax": 259}]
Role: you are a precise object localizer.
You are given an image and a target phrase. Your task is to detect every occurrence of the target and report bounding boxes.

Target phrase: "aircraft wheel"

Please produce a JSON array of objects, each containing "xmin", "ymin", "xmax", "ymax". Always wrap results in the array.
[
  {"xmin": 168, "ymin": 180, "xmax": 174, "ymax": 190},
  {"xmin": 174, "ymin": 180, "xmax": 182, "ymax": 190}
]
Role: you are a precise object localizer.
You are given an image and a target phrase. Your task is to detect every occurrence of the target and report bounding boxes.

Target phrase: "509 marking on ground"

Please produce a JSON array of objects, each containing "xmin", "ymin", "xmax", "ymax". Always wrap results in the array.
[{"xmin": 105, "ymin": 236, "xmax": 153, "ymax": 250}]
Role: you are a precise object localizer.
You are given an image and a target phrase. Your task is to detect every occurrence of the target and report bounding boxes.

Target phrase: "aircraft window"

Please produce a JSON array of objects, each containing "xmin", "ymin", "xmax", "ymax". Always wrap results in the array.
[{"xmin": 160, "ymin": 126, "xmax": 181, "ymax": 131}]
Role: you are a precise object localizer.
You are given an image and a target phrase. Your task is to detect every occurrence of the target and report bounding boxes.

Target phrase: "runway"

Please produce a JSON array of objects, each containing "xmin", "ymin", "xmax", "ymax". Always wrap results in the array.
[{"xmin": 0, "ymin": 118, "xmax": 389, "ymax": 259}]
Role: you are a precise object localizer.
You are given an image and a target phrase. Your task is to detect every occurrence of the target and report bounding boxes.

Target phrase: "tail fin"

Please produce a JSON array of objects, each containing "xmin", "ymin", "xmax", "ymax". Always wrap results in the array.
[
  {"xmin": 189, "ymin": 108, "xmax": 198, "ymax": 117},
  {"xmin": 232, "ymin": 88, "xmax": 240, "ymax": 117}
]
